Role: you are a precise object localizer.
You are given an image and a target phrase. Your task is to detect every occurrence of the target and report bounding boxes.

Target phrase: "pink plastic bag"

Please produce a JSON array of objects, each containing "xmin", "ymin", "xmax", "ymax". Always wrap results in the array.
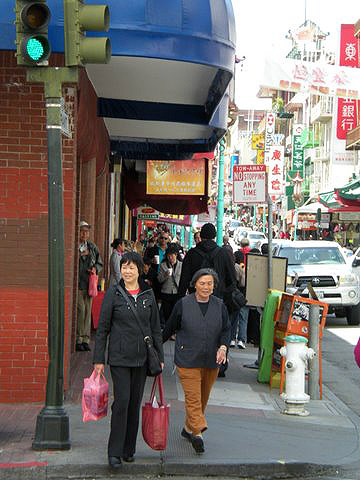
[
  {"xmin": 354, "ymin": 337, "xmax": 360, "ymax": 368},
  {"xmin": 82, "ymin": 370, "xmax": 109, "ymax": 422},
  {"xmin": 88, "ymin": 272, "xmax": 98, "ymax": 297}
]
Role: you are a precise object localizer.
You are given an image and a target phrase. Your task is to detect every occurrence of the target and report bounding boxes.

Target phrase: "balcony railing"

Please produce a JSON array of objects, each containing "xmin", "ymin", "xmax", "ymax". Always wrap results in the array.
[
  {"xmin": 310, "ymin": 97, "xmax": 334, "ymax": 124},
  {"xmin": 313, "ymin": 146, "xmax": 330, "ymax": 160},
  {"xmin": 346, "ymin": 124, "xmax": 360, "ymax": 150}
]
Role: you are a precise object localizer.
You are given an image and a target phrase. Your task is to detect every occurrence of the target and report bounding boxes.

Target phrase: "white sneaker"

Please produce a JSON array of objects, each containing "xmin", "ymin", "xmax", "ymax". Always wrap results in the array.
[
  {"xmin": 237, "ymin": 340, "xmax": 246, "ymax": 349},
  {"xmin": 230, "ymin": 340, "xmax": 236, "ymax": 348}
]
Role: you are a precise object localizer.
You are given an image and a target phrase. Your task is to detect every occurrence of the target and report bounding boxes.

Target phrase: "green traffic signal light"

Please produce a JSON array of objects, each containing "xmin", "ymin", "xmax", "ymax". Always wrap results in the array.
[{"xmin": 15, "ymin": 1, "xmax": 51, "ymax": 66}]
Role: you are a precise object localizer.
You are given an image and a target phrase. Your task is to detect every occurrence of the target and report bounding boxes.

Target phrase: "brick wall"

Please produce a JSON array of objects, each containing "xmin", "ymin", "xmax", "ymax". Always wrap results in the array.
[{"xmin": 0, "ymin": 51, "xmax": 78, "ymax": 402}]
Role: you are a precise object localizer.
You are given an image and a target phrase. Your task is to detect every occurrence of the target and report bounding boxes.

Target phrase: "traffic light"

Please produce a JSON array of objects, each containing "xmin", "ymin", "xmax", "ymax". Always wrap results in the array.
[
  {"xmin": 15, "ymin": 1, "xmax": 51, "ymax": 66},
  {"xmin": 64, "ymin": 0, "xmax": 111, "ymax": 66}
]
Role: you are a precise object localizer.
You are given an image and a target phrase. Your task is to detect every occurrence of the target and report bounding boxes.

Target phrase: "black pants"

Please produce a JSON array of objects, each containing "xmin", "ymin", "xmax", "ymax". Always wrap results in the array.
[
  {"xmin": 108, "ymin": 364, "xmax": 147, "ymax": 457},
  {"xmin": 160, "ymin": 293, "xmax": 179, "ymax": 327}
]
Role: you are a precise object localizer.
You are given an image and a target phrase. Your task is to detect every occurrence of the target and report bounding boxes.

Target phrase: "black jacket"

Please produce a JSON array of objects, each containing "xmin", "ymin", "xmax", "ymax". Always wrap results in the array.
[
  {"xmin": 162, "ymin": 294, "xmax": 230, "ymax": 368},
  {"xmin": 93, "ymin": 279, "xmax": 164, "ymax": 367},
  {"xmin": 178, "ymin": 239, "xmax": 236, "ymax": 300}
]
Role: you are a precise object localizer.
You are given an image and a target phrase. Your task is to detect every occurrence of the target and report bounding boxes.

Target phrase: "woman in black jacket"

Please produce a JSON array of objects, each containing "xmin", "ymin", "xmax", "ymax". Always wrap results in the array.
[
  {"xmin": 163, "ymin": 268, "xmax": 230, "ymax": 454},
  {"xmin": 93, "ymin": 252, "xmax": 164, "ymax": 469}
]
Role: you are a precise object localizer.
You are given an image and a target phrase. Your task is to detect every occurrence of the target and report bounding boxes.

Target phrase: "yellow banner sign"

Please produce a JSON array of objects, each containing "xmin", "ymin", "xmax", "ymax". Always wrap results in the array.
[
  {"xmin": 256, "ymin": 149, "xmax": 265, "ymax": 164},
  {"xmin": 147, "ymin": 159, "xmax": 205, "ymax": 195},
  {"xmin": 252, "ymin": 133, "xmax": 264, "ymax": 150}
]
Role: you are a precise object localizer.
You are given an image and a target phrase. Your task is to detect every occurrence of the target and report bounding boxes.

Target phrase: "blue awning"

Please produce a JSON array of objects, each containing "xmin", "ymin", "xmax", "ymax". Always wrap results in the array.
[{"xmin": 1, "ymin": 0, "xmax": 236, "ymax": 155}]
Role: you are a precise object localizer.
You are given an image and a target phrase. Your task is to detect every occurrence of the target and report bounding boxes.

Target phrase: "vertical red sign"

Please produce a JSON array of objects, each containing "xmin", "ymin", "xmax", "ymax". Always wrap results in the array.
[{"xmin": 337, "ymin": 24, "xmax": 358, "ymax": 139}]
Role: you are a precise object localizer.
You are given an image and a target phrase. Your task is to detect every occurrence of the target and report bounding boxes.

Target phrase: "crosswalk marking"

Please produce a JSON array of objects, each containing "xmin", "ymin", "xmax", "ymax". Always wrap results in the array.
[{"xmin": 327, "ymin": 327, "xmax": 360, "ymax": 346}]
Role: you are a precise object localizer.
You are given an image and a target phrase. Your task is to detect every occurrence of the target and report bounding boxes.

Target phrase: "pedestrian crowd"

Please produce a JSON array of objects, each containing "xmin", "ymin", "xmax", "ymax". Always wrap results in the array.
[{"xmin": 77, "ymin": 219, "xmax": 267, "ymax": 468}]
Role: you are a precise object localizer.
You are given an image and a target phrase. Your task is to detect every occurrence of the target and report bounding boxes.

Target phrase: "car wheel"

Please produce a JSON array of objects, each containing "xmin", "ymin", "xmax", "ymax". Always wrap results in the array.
[{"xmin": 346, "ymin": 303, "xmax": 360, "ymax": 326}]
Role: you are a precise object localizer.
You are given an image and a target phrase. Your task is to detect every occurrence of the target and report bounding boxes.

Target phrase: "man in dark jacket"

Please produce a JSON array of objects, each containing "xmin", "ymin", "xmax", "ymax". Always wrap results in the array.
[
  {"xmin": 178, "ymin": 223, "xmax": 236, "ymax": 306},
  {"xmin": 77, "ymin": 221, "xmax": 103, "ymax": 351}
]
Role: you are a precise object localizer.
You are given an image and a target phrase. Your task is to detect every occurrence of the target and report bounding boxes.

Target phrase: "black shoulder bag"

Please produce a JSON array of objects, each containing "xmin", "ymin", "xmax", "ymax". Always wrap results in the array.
[{"xmin": 117, "ymin": 286, "xmax": 162, "ymax": 377}]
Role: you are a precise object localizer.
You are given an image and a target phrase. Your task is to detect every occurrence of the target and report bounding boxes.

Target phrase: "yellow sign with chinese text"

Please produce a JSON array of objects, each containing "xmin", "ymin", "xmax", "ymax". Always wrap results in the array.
[
  {"xmin": 252, "ymin": 133, "xmax": 265, "ymax": 150},
  {"xmin": 146, "ymin": 159, "xmax": 205, "ymax": 195},
  {"xmin": 256, "ymin": 149, "xmax": 265, "ymax": 164}
]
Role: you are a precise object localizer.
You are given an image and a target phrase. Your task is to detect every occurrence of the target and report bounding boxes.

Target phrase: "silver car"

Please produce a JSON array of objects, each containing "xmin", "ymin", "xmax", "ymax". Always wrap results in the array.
[{"xmin": 273, "ymin": 240, "xmax": 360, "ymax": 326}]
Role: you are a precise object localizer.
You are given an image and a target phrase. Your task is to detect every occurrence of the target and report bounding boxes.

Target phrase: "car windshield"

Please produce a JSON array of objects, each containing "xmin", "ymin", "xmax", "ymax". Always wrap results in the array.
[
  {"xmin": 249, "ymin": 233, "xmax": 265, "ymax": 240},
  {"xmin": 279, "ymin": 247, "xmax": 346, "ymax": 265},
  {"xmin": 230, "ymin": 221, "xmax": 241, "ymax": 227}
]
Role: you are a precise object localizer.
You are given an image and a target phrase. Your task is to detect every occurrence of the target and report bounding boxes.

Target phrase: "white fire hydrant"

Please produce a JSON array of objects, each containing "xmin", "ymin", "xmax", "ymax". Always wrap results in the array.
[{"xmin": 279, "ymin": 335, "xmax": 315, "ymax": 416}]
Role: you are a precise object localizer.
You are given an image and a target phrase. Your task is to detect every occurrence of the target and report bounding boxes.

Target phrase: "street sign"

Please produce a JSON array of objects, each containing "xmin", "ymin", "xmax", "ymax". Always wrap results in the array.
[{"xmin": 233, "ymin": 165, "xmax": 266, "ymax": 204}]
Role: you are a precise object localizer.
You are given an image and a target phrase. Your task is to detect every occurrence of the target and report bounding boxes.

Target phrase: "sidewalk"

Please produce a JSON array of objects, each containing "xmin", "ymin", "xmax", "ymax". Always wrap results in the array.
[{"xmin": 1, "ymin": 341, "xmax": 360, "ymax": 480}]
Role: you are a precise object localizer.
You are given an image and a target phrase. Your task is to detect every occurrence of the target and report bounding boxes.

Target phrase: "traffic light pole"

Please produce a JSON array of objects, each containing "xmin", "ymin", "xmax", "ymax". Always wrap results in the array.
[{"xmin": 28, "ymin": 67, "xmax": 78, "ymax": 450}]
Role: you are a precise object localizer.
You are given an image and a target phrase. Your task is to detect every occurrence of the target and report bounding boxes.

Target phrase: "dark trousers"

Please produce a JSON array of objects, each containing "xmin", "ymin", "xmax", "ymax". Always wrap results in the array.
[
  {"xmin": 160, "ymin": 293, "xmax": 179, "ymax": 328},
  {"xmin": 108, "ymin": 365, "xmax": 147, "ymax": 457}
]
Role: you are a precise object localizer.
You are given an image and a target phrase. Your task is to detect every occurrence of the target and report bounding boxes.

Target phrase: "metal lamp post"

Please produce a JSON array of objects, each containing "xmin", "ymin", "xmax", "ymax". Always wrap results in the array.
[
  {"xmin": 291, "ymin": 171, "xmax": 304, "ymax": 241},
  {"xmin": 216, "ymin": 138, "xmax": 226, "ymax": 246}
]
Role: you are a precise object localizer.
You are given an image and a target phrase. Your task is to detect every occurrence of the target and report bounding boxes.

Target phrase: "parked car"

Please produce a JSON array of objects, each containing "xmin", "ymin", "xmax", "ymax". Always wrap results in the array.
[
  {"xmin": 226, "ymin": 219, "xmax": 242, "ymax": 237},
  {"xmin": 348, "ymin": 246, "xmax": 360, "ymax": 284},
  {"xmin": 235, "ymin": 230, "xmax": 267, "ymax": 250},
  {"xmin": 273, "ymin": 240, "xmax": 360, "ymax": 325}
]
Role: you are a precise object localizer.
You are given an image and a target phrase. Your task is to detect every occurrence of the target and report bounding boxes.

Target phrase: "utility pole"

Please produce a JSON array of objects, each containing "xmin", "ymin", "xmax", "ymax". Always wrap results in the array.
[{"xmin": 216, "ymin": 138, "xmax": 226, "ymax": 246}]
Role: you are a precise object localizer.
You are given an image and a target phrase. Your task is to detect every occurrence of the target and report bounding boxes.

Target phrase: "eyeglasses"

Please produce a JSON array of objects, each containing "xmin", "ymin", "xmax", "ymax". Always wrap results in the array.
[{"xmin": 160, "ymin": 236, "xmax": 168, "ymax": 240}]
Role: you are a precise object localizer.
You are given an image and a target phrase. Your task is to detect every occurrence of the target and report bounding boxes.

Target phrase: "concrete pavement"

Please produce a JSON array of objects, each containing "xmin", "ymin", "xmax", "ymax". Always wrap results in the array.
[{"xmin": 1, "ymin": 341, "xmax": 360, "ymax": 479}]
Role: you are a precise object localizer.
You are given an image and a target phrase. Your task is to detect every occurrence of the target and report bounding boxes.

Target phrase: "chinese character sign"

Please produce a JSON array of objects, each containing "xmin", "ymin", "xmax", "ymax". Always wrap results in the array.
[
  {"xmin": 340, "ymin": 24, "xmax": 358, "ymax": 68},
  {"xmin": 337, "ymin": 25, "xmax": 359, "ymax": 140},
  {"xmin": 261, "ymin": 58, "xmax": 360, "ymax": 99},
  {"xmin": 146, "ymin": 159, "xmax": 205, "ymax": 195},
  {"xmin": 252, "ymin": 133, "xmax": 264, "ymax": 150},
  {"xmin": 233, "ymin": 165, "xmax": 266, "ymax": 204},
  {"xmin": 264, "ymin": 112, "xmax": 275, "ymax": 165},
  {"xmin": 268, "ymin": 146, "xmax": 284, "ymax": 195},
  {"xmin": 292, "ymin": 129, "xmax": 304, "ymax": 176}
]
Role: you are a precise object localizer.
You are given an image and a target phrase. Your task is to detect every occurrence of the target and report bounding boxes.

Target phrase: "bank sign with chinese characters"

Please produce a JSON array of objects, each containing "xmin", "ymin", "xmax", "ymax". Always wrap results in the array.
[
  {"xmin": 146, "ymin": 159, "xmax": 205, "ymax": 195},
  {"xmin": 233, "ymin": 165, "xmax": 266, "ymax": 204}
]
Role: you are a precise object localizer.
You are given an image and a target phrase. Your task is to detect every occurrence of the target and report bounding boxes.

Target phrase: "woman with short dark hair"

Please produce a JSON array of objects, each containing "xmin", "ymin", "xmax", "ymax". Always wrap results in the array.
[
  {"xmin": 162, "ymin": 268, "xmax": 230, "ymax": 454},
  {"xmin": 93, "ymin": 252, "xmax": 164, "ymax": 469},
  {"xmin": 157, "ymin": 243, "xmax": 182, "ymax": 327}
]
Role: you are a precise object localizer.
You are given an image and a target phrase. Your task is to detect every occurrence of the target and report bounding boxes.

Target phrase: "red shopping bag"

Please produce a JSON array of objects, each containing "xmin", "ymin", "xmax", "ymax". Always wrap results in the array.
[
  {"xmin": 88, "ymin": 272, "xmax": 98, "ymax": 297},
  {"xmin": 82, "ymin": 370, "xmax": 109, "ymax": 422},
  {"xmin": 142, "ymin": 375, "xmax": 170, "ymax": 450},
  {"xmin": 355, "ymin": 337, "xmax": 360, "ymax": 368}
]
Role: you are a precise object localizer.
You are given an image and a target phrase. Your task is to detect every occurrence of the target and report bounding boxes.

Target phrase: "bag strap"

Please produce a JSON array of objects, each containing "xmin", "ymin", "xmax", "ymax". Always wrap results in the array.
[
  {"xmin": 116, "ymin": 285, "xmax": 147, "ymax": 340},
  {"xmin": 150, "ymin": 375, "xmax": 165, "ymax": 406}
]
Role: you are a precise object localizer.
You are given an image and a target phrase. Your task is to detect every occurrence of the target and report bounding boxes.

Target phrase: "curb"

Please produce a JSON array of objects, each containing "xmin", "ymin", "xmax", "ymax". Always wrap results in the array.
[{"xmin": 0, "ymin": 461, "xmax": 341, "ymax": 480}]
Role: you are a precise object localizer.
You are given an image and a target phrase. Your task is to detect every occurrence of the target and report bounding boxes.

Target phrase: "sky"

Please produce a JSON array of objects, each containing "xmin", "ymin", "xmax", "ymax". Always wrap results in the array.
[{"xmin": 232, "ymin": 0, "xmax": 360, "ymax": 109}]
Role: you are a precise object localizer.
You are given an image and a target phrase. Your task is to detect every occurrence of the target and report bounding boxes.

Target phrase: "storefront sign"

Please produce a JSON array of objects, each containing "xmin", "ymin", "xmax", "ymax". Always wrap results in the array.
[
  {"xmin": 146, "ymin": 159, "xmax": 205, "ymax": 195},
  {"xmin": 233, "ymin": 165, "xmax": 266, "ymax": 204},
  {"xmin": 268, "ymin": 146, "xmax": 285, "ymax": 195},
  {"xmin": 252, "ymin": 133, "xmax": 264, "ymax": 150},
  {"xmin": 292, "ymin": 124, "xmax": 305, "ymax": 175},
  {"xmin": 333, "ymin": 152, "xmax": 356, "ymax": 165},
  {"xmin": 339, "ymin": 212, "xmax": 360, "ymax": 221},
  {"xmin": 256, "ymin": 149, "xmax": 265, "ymax": 165},
  {"xmin": 260, "ymin": 58, "xmax": 360, "ymax": 99},
  {"xmin": 158, "ymin": 214, "xmax": 192, "ymax": 226},
  {"xmin": 264, "ymin": 112, "xmax": 275, "ymax": 165},
  {"xmin": 337, "ymin": 25, "xmax": 359, "ymax": 140},
  {"xmin": 137, "ymin": 206, "xmax": 159, "ymax": 220}
]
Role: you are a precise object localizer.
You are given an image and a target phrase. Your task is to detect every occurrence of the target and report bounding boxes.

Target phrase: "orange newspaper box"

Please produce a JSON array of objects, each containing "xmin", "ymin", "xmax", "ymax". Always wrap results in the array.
[{"xmin": 270, "ymin": 293, "xmax": 328, "ymax": 397}]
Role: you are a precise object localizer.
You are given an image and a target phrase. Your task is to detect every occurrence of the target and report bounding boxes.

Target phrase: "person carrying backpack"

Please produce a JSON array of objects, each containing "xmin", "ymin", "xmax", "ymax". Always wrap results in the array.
[{"xmin": 178, "ymin": 223, "xmax": 236, "ymax": 303}]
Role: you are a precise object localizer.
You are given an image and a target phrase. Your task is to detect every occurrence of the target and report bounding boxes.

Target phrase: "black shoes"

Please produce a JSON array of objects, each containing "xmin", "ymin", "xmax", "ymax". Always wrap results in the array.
[
  {"xmin": 191, "ymin": 435, "xmax": 205, "ymax": 454},
  {"xmin": 122, "ymin": 455, "xmax": 135, "ymax": 463},
  {"xmin": 108, "ymin": 456, "xmax": 122, "ymax": 469},
  {"xmin": 76, "ymin": 343, "xmax": 91, "ymax": 352},
  {"xmin": 181, "ymin": 428, "xmax": 192, "ymax": 441}
]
